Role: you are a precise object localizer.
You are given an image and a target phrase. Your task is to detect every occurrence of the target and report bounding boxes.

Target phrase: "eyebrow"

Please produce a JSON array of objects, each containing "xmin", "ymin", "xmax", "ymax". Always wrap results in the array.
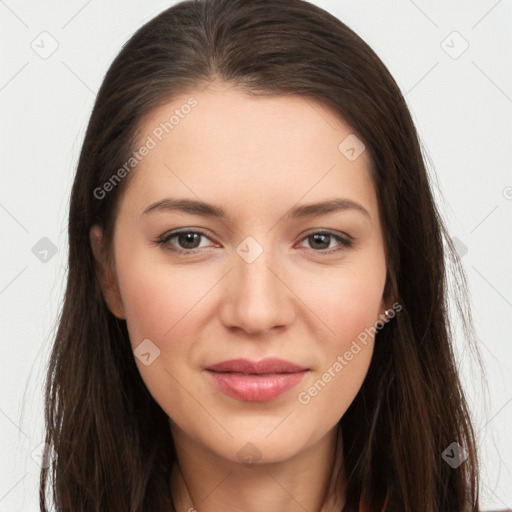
[{"xmin": 142, "ymin": 197, "xmax": 371, "ymax": 220}]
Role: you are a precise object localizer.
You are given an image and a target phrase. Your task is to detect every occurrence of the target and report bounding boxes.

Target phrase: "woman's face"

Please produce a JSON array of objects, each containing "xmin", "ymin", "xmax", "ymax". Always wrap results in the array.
[{"xmin": 92, "ymin": 82, "xmax": 390, "ymax": 465}]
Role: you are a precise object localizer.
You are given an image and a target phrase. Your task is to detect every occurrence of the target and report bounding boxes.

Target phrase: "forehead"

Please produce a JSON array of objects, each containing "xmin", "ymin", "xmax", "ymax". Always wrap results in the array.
[
  {"xmin": 138, "ymin": 84, "xmax": 362, "ymax": 160},
  {"xmin": 120, "ymin": 84, "xmax": 378, "ymax": 225}
]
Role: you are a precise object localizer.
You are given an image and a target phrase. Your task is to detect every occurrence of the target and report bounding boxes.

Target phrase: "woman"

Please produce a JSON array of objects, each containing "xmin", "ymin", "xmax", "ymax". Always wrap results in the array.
[{"xmin": 40, "ymin": 0, "xmax": 483, "ymax": 510}]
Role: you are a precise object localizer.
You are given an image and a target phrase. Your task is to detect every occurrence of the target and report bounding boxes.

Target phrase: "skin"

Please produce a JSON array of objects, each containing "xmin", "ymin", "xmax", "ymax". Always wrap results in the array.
[{"xmin": 91, "ymin": 81, "xmax": 393, "ymax": 512}]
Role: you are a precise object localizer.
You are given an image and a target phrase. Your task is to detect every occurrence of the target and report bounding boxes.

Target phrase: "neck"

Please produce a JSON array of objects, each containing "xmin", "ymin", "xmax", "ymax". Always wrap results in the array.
[{"xmin": 170, "ymin": 426, "xmax": 345, "ymax": 512}]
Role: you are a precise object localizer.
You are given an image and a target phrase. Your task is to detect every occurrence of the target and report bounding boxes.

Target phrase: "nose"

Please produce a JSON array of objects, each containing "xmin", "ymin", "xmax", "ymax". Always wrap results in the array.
[{"xmin": 219, "ymin": 241, "xmax": 295, "ymax": 336}]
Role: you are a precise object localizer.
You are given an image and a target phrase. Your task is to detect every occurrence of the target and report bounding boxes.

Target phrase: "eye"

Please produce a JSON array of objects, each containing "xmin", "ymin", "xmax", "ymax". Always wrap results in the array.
[
  {"xmin": 154, "ymin": 229, "xmax": 214, "ymax": 255},
  {"xmin": 297, "ymin": 230, "xmax": 354, "ymax": 255}
]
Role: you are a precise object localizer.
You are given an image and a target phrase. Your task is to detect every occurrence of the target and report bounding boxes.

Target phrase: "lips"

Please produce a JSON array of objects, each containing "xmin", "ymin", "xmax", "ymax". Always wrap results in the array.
[{"xmin": 204, "ymin": 358, "xmax": 309, "ymax": 402}]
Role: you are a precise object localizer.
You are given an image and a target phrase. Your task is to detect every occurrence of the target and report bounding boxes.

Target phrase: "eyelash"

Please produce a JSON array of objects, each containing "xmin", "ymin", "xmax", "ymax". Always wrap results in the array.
[{"xmin": 153, "ymin": 228, "xmax": 354, "ymax": 256}]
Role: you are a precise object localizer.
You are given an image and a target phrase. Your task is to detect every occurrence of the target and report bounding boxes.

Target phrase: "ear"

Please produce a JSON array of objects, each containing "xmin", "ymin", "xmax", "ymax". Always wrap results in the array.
[
  {"xmin": 89, "ymin": 225, "xmax": 126, "ymax": 319},
  {"xmin": 378, "ymin": 270, "xmax": 399, "ymax": 323}
]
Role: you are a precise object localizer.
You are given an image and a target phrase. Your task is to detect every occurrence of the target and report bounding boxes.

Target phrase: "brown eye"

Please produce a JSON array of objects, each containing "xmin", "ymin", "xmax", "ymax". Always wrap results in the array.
[
  {"xmin": 156, "ymin": 229, "xmax": 213, "ymax": 254},
  {"xmin": 299, "ymin": 231, "xmax": 354, "ymax": 254}
]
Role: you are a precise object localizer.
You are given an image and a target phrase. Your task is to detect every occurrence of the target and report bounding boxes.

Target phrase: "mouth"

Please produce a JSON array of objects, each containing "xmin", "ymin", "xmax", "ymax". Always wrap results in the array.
[{"xmin": 204, "ymin": 358, "xmax": 309, "ymax": 402}]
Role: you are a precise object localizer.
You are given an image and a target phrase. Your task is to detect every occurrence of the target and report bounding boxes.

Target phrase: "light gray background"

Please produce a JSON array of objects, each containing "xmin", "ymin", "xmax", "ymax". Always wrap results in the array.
[{"xmin": 1, "ymin": 0, "xmax": 511, "ymax": 510}]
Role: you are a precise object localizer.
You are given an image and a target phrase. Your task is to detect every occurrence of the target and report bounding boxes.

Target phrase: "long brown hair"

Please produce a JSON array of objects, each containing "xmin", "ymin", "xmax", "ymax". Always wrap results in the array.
[{"xmin": 40, "ymin": 0, "xmax": 484, "ymax": 510}]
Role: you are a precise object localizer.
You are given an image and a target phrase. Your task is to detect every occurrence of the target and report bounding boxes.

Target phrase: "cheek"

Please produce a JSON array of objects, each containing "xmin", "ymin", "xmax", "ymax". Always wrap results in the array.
[
  {"xmin": 297, "ymin": 260, "xmax": 386, "ymax": 349},
  {"xmin": 292, "ymin": 261, "xmax": 385, "ymax": 417},
  {"xmin": 114, "ymin": 247, "xmax": 221, "ymax": 399},
  {"xmin": 115, "ymin": 258, "xmax": 209, "ymax": 422},
  {"xmin": 116, "ymin": 250, "xmax": 207, "ymax": 349},
  {"xmin": 294, "ymin": 295, "xmax": 378, "ymax": 428}
]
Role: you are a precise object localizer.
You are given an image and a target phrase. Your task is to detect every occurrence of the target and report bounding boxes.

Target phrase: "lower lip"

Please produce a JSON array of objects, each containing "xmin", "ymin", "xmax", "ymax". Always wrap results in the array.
[{"xmin": 205, "ymin": 370, "xmax": 308, "ymax": 402}]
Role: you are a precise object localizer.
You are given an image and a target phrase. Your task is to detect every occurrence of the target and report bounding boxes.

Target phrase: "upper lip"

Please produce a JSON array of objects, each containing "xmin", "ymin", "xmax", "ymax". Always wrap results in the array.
[{"xmin": 205, "ymin": 358, "xmax": 308, "ymax": 374}]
